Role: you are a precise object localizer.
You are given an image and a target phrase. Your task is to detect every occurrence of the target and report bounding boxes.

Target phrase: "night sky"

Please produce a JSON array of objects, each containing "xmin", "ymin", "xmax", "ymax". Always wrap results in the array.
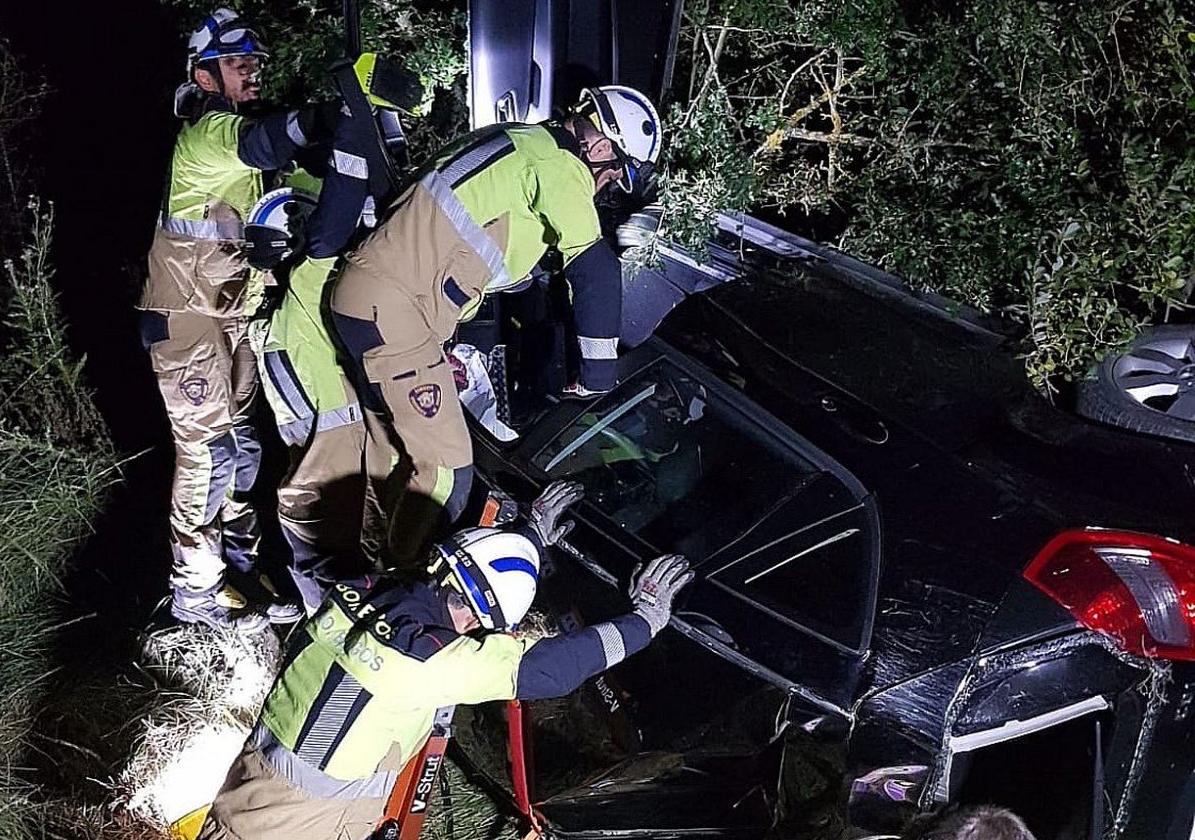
[{"xmin": 1, "ymin": 1, "xmax": 181, "ymax": 453}]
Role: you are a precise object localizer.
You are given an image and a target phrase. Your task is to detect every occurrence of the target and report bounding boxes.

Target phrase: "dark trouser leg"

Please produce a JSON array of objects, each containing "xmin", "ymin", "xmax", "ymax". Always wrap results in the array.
[
  {"xmin": 220, "ymin": 318, "xmax": 262, "ymax": 574},
  {"xmin": 277, "ymin": 420, "xmax": 372, "ymax": 614},
  {"xmin": 333, "ymin": 310, "xmax": 474, "ymax": 570}
]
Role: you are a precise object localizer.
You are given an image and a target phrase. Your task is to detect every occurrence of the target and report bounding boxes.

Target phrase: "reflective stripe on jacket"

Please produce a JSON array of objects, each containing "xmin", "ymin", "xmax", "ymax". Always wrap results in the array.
[
  {"xmin": 433, "ymin": 123, "xmax": 602, "ymax": 291},
  {"xmin": 163, "ymin": 110, "xmax": 263, "ymax": 239},
  {"xmin": 258, "ymin": 581, "xmax": 527, "ymax": 783},
  {"xmin": 142, "ymin": 101, "xmax": 302, "ymax": 315},
  {"xmin": 252, "ymin": 256, "xmax": 360, "ymax": 446}
]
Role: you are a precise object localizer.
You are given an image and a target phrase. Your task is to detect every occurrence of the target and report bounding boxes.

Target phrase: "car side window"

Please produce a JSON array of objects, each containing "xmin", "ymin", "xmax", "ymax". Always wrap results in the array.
[{"xmin": 532, "ymin": 361, "xmax": 820, "ymax": 563}]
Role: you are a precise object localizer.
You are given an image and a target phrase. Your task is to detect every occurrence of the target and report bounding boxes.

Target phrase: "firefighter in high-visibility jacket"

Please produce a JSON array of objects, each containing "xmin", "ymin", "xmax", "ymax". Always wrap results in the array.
[
  {"xmin": 243, "ymin": 91, "xmax": 408, "ymax": 614},
  {"xmin": 330, "ymin": 86, "xmax": 663, "ymax": 565},
  {"xmin": 137, "ymin": 9, "xmax": 340, "ymax": 630},
  {"xmin": 198, "ymin": 479, "xmax": 693, "ymax": 840}
]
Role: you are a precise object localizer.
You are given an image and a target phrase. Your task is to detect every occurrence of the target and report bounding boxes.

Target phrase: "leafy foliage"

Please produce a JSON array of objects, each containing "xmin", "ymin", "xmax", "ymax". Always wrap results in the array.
[
  {"xmin": 664, "ymin": 0, "xmax": 1195, "ymax": 387},
  {"xmin": 0, "ymin": 44, "xmax": 117, "ymax": 835}
]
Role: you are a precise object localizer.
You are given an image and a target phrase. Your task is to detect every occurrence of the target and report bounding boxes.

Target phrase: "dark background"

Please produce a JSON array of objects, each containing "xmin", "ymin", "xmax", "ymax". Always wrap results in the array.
[
  {"xmin": 0, "ymin": 5, "xmax": 316, "ymax": 800},
  {"xmin": 1, "ymin": 1, "xmax": 177, "ymax": 453},
  {"xmin": 0, "ymin": 0, "xmax": 191, "ymax": 800}
]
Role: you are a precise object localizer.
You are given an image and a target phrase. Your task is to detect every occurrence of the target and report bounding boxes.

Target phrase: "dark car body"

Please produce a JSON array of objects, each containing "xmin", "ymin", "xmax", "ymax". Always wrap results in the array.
[{"xmin": 457, "ymin": 4, "xmax": 1195, "ymax": 838}]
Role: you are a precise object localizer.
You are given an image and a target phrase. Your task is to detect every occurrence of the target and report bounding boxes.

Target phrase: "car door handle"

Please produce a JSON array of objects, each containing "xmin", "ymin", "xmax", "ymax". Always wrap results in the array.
[
  {"xmin": 495, "ymin": 89, "xmax": 519, "ymax": 122},
  {"xmin": 821, "ymin": 397, "xmax": 889, "ymax": 445},
  {"xmin": 675, "ymin": 610, "xmax": 738, "ymax": 649}
]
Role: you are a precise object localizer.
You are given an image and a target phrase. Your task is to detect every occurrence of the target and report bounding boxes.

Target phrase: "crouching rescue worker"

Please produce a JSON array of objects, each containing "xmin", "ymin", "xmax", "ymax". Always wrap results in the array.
[
  {"xmin": 331, "ymin": 86, "xmax": 663, "ymax": 564},
  {"xmin": 198, "ymin": 480, "xmax": 693, "ymax": 840},
  {"xmin": 244, "ymin": 76, "xmax": 415, "ymax": 613},
  {"xmin": 138, "ymin": 8, "xmax": 344, "ymax": 630}
]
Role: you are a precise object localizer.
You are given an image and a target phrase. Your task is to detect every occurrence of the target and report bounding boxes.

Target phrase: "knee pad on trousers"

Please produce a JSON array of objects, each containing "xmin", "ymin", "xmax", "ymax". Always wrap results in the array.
[
  {"xmin": 203, "ymin": 430, "xmax": 238, "ymax": 525},
  {"xmin": 231, "ymin": 422, "xmax": 262, "ymax": 498},
  {"xmin": 330, "ymin": 311, "xmax": 387, "ymax": 413}
]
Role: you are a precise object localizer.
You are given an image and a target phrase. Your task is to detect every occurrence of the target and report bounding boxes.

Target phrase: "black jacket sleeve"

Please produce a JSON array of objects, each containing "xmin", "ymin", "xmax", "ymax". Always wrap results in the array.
[
  {"xmin": 515, "ymin": 613, "xmax": 651, "ymax": 700},
  {"xmin": 564, "ymin": 238, "xmax": 623, "ymax": 392},
  {"xmin": 236, "ymin": 104, "xmax": 340, "ymax": 171}
]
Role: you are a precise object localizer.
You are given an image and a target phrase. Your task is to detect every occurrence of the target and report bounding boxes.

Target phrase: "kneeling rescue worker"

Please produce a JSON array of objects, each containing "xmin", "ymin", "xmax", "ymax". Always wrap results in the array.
[
  {"xmin": 198, "ymin": 480, "xmax": 693, "ymax": 840},
  {"xmin": 331, "ymin": 86, "xmax": 663, "ymax": 563}
]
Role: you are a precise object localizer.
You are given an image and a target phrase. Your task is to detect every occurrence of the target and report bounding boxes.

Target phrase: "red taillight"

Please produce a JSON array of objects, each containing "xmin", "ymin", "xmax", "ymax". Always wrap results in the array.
[{"xmin": 1024, "ymin": 528, "xmax": 1195, "ymax": 661}]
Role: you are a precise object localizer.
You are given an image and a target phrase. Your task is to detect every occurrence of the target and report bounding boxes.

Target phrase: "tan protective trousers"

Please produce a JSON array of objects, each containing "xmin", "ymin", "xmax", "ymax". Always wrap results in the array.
[
  {"xmin": 330, "ymin": 175, "xmax": 500, "ymax": 567},
  {"xmin": 141, "ymin": 229, "xmax": 262, "ymax": 593},
  {"xmin": 198, "ymin": 742, "xmax": 403, "ymax": 840}
]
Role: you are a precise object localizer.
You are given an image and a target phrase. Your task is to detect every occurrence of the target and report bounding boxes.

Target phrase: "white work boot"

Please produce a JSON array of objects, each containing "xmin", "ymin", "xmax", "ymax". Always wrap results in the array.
[{"xmin": 171, "ymin": 585, "xmax": 270, "ymax": 633}]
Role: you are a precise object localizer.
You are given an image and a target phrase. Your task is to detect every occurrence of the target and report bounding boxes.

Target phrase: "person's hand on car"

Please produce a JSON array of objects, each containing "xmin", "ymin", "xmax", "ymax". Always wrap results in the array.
[
  {"xmin": 629, "ymin": 554, "xmax": 693, "ymax": 635},
  {"xmin": 529, "ymin": 480, "xmax": 585, "ymax": 547}
]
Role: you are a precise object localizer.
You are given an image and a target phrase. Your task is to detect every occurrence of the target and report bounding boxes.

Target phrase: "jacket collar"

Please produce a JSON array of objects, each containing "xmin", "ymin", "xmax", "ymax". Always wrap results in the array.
[{"xmin": 545, "ymin": 122, "xmax": 583, "ymax": 158}]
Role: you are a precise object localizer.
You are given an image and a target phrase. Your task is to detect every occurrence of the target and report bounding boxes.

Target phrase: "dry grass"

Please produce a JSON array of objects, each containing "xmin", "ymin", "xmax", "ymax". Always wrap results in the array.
[{"xmin": 115, "ymin": 624, "xmax": 282, "ymax": 832}]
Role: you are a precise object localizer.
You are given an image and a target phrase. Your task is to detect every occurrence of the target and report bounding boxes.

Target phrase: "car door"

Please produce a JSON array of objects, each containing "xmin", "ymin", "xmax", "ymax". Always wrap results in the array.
[
  {"xmin": 470, "ymin": 342, "xmax": 881, "ymax": 788},
  {"xmin": 468, "ymin": 0, "xmax": 683, "ymax": 127}
]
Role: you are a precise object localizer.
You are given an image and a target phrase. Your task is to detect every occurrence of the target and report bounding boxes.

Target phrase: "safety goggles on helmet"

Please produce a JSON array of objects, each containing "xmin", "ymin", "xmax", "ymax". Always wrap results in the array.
[
  {"xmin": 432, "ymin": 528, "xmax": 540, "ymax": 631},
  {"xmin": 187, "ymin": 8, "xmax": 269, "ymax": 72},
  {"xmin": 579, "ymin": 85, "xmax": 662, "ymax": 193}
]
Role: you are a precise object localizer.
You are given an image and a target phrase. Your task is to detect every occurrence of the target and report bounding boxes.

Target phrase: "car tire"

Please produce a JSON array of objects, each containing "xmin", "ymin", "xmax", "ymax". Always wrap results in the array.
[{"xmin": 1076, "ymin": 324, "xmax": 1195, "ymax": 444}]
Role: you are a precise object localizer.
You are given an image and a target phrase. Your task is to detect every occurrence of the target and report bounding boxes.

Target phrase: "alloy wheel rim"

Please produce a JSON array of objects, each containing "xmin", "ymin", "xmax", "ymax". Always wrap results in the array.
[{"xmin": 1112, "ymin": 336, "xmax": 1195, "ymax": 421}]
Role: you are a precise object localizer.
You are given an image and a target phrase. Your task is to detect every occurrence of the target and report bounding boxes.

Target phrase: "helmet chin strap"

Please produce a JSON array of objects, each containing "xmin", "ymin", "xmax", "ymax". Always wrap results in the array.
[{"xmin": 580, "ymin": 148, "xmax": 623, "ymax": 193}]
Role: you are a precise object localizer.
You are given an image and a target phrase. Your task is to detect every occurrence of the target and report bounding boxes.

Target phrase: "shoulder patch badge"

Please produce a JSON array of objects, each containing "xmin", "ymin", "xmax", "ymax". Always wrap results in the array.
[
  {"xmin": 409, "ymin": 383, "xmax": 442, "ymax": 418},
  {"xmin": 180, "ymin": 376, "xmax": 209, "ymax": 406}
]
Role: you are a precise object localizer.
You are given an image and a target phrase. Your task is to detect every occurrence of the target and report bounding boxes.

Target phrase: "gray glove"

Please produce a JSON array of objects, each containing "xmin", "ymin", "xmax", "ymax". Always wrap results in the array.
[
  {"xmin": 629, "ymin": 554, "xmax": 694, "ymax": 636},
  {"xmin": 528, "ymin": 480, "xmax": 585, "ymax": 547}
]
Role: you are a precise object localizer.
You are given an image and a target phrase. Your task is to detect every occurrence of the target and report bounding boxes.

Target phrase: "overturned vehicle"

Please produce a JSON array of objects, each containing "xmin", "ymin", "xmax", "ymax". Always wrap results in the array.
[{"xmin": 438, "ymin": 2, "xmax": 1195, "ymax": 839}]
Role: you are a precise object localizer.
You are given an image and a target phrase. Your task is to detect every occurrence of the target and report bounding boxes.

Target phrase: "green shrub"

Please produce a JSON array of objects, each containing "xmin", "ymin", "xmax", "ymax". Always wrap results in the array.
[
  {"xmin": 0, "ymin": 206, "xmax": 118, "ymax": 837},
  {"xmin": 1, "ymin": 203, "xmax": 110, "ymax": 448},
  {"xmin": 664, "ymin": 0, "xmax": 1195, "ymax": 388}
]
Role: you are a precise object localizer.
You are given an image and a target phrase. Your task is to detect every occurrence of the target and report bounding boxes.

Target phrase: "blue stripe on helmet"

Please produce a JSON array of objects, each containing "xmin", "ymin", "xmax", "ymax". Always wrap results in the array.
[
  {"xmin": 251, "ymin": 192, "xmax": 295, "ymax": 226},
  {"xmin": 489, "ymin": 556, "xmax": 538, "ymax": 580},
  {"xmin": 625, "ymin": 160, "xmax": 640, "ymax": 190},
  {"xmin": 454, "ymin": 563, "xmax": 492, "ymax": 617}
]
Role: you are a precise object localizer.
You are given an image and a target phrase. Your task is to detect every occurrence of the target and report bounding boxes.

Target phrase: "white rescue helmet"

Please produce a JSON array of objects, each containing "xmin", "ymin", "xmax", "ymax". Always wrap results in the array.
[
  {"xmin": 186, "ymin": 8, "xmax": 269, "ymax": 75},
  {"xmin": 579, "ymin": 85, "xmax": 662, "ymax": 193},
  {"xmin": 434, "ymin": 527, "xmax": 541, "ymax": 631},
  {"xmin": 244, "ymin": 187, "xmax": 317, "ymax": 270}
]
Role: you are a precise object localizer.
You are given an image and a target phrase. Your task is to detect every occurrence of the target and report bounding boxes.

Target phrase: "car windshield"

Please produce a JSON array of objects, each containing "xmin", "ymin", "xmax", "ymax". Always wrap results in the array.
[{"xmin": 532, "ymin": 361, "xmax": 820, "ymax": 562}]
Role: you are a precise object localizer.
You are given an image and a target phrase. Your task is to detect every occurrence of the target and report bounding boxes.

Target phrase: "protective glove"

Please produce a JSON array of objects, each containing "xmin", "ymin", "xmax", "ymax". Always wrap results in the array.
[
  {"xmin": 528, "ymin": 480, "xmax": 585, "ymax": 547},
  {"xmin": 295, "ymin": 100, "xmax": 344, "ymax": 147},
  {"xmin": 629, "ymin": 554, "xmax": 694, "ymax": 636}
]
